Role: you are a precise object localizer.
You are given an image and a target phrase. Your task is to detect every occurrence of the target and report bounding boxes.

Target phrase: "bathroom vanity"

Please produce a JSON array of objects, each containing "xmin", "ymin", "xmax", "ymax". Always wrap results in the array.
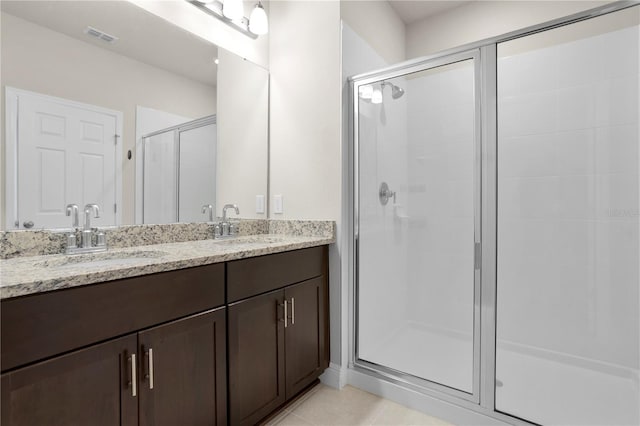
[{"xmin": 0, "ymin": 233, "xmax": 332, "ymax": 426}]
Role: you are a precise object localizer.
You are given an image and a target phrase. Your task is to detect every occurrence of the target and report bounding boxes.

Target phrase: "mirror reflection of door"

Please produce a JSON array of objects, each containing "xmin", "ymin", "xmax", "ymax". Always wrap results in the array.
[{"xmin": 7, "ymin": 88, "xmax": 121, "ymax": 229}]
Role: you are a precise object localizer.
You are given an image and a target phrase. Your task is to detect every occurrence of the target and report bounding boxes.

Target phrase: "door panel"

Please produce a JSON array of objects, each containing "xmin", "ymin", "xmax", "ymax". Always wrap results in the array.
[
  {"xmin": 17, "ymin": 92, "xmax": 118, "ymax": 228},
  {"xmin": 228, "ymin": 289, "xmax": 285, "ymax": 426},
  {"xmin": 1, "ymin": 334, "xmax": 137, "ymax": 426},
  {"xmin": 138, "ymin": 308, "xmax": 227, "ymax": 426},
  {"xmin": 356, "ymin": 55, "xmax": 479, "ymax": 396},
  {"xmin": 285, "ymin": 277, "xmax": 327, "ymax": 399}
]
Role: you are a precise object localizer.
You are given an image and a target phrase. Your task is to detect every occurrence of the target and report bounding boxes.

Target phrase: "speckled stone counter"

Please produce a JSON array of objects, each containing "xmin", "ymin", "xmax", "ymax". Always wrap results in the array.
[{"xmin": 0, "ymin": 233, "xmax": 335, "ymax": 300}]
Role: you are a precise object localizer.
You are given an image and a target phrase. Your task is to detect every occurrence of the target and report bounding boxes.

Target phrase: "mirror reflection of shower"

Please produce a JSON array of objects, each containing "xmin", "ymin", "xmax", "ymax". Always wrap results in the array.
[{"xmin": 358, "ymin": 80, "xmax": 405, "ymax": 104}]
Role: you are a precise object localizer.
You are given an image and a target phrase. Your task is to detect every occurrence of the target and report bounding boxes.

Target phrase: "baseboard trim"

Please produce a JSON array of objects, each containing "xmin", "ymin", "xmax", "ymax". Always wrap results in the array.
[{"xmin": 320, "ymin": 362, "xmax": 348, "ymax": 389}]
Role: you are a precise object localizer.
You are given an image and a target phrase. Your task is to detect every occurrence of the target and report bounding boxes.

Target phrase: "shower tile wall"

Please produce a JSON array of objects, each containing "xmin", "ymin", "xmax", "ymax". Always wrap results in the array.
[
  {"xmin": 406, "ymin": 64, "xmax": 475, "ymax": 338},
  {"xmin": 496, "ymin": 8, "xmax": 639, "ymax": 425}
]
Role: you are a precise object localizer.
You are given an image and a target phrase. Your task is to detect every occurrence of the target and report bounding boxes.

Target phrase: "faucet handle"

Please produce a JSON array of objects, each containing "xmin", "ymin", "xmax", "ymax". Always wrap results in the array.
[
  {"xmin": 66, "ymin": 204, "xmax": 79, "ymax": 228},
  {"xmin": 84, "ymin": 204, "xmax": 100, "ymax": 218},
  {"xmin": 202, "ymin": 204, "xmax": 214, "ymax": 222}
]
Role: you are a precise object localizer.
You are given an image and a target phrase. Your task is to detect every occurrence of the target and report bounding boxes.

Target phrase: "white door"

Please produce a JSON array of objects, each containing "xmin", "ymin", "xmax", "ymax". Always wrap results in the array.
[{"xmin": 16, "ymin": 91, "xmax": 119, "ymax": 229}]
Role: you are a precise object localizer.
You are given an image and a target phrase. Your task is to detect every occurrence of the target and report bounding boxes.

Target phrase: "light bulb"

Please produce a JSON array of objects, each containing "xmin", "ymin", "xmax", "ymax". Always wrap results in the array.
[
  {"xmin": 371, "ymin": 88, "xmax": 383, "ymax": 104},
  {"xmin": 222, "ymin": 0, "xmax": 243, "ymax": 21},
  {"xmin": 359, "ymin": 85, "xmax": 373, "ymax": 100},
  {"xmin": 249, "ymin": 2, "xmax": 268, "ymax": 35}
]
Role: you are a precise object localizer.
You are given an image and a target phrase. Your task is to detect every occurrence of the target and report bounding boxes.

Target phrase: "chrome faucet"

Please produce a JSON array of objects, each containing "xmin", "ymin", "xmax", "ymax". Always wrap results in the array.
[
  {"xmin": 81, "ymin": 204, "xmax": 101, "ymax": 249},
  {"xmin": 66, "ymin": 204, "xmax": 79, "ymax": 228},
  {"xmin": 65, "ymin": 203, "xmax": 107, "ymax": 254},
  {"xmin": 216, "ymin": 204, "xmax": 240, "ymax": 237},
  {"xmin": 222, "ymin": 204, "xmax": 240, "ymax": 222},
  {"xmin": 65, "ymin": 204, "xmax": 79, "ymax": 249},
  {"xmin": 202, "ymin": 204, "xmax": 214, "ymax": 222}
]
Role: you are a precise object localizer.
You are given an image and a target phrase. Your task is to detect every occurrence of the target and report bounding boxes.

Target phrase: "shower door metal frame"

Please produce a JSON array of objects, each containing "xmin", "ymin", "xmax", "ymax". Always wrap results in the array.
[
  {"xmin": 350, "ymin": 48, "xmax": 483, "ymax": 404},
  {"xmin": 348, "ymin": 1, "xmax": 640, "ymax": 424}
]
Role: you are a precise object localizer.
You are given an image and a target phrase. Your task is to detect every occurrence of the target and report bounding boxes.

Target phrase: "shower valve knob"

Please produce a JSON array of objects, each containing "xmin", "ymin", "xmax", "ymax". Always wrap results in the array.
[{"xmin": 379, "ymin": 182, "xmax": 396, "ymax": 206}]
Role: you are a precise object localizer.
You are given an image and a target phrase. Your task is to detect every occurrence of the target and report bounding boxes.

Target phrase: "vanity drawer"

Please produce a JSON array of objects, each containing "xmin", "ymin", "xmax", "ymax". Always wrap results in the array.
[
  {"xmin": 1, "ymin": 263, "xmax": 224, "ymax": 372},
  {"xmin": 227, "ymin": 246, "xmax": 326, "ymax": 303}
]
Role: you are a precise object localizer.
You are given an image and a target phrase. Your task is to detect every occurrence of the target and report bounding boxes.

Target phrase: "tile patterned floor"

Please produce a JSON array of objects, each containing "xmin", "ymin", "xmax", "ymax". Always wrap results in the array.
[{"xmin": 266, "ymin": 384, "xmax": 455, "ymax": 426}]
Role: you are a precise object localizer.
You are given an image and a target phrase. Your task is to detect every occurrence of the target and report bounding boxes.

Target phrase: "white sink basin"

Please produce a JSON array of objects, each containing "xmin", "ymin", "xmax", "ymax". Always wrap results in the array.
[
  {"xmin": 211, "ymin": 235, "xmax": 289, "ymax": 246},
  {"xmin": 35, "ymin": 250, "xmax": 168, "ymax": 270}
]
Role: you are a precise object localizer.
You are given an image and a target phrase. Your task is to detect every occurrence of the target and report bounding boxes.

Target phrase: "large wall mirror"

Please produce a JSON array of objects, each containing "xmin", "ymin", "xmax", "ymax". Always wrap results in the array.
[{"xmin": 1, "ymin": 0, "xmax": 268, "ymax": 230}]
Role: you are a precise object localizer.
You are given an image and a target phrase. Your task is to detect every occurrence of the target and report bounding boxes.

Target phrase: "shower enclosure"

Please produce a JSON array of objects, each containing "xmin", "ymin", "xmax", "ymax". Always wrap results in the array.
[
  {"xmin": 142, "ymin": 115, "xmax": 216, "ymax": 224},
  {"xmin": 350, "ymin": 3, "xmax": 639, "ymax": 425}
]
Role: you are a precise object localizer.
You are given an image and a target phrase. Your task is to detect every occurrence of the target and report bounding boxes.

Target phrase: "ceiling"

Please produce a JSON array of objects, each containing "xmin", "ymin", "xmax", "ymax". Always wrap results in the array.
[
  {"xmin": 388, "ymin": 1, "xmax": 473, "ymax": 24},
  {"xmin": 1, "ymin": 1, "xmax": 218, "ymax": 87}
]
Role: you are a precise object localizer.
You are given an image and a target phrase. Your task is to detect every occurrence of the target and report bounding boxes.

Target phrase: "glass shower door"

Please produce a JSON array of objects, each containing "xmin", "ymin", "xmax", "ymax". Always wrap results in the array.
[
  {"xmin": 496, "ymin": 6, "xmax": 640, "ymax": 425},
  {"xmin": 355, "ymin": 52, "xmax": 480, "ymax": 396}
]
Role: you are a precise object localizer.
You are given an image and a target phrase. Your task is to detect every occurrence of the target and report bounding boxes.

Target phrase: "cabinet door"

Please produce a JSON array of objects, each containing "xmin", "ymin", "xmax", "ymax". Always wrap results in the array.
[
  {"xmin": 1, "ymin": 334, "xmax": 137, "ymax": 426},
  {"xmin": 285, "ymin": 276, "xmax": 328, "ymax": 399},
  {"xmin": 228, "ymin": 289, "xmax": 286, "ymax": 426},
  {"xmin": 138, "ymin": 308, "xmax": 227, "ymax": 426}
]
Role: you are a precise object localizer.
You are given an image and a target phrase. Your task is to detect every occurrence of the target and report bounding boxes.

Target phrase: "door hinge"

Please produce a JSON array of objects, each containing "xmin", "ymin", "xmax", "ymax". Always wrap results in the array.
[
  {"xmin": 114, "ymin": 134, "xmax": 120, "ymax": 145},
  {"xmin": 474, "ymin": 242, "xmax": 482, "ymax": 270},
  {"xmin": 114, "ymin": 203, "xmax": 117, "ymax": 214}
]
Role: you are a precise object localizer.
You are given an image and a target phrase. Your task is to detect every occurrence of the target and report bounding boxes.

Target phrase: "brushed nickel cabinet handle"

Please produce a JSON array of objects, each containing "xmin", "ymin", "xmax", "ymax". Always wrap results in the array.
[
  {"xmin": 148, "ymin": 348, "xmax": 154, "ymax": 390},
  {"xmin": 290, "ymin": 297, "xmax": 295, "ymax": 325},
  {"xmin": 279, "ymin": 300, "xmax": 288, "ymax": 328},
  {"xmin": 130, "ymin": 353, "xmax": 137, "ymax": 397}
]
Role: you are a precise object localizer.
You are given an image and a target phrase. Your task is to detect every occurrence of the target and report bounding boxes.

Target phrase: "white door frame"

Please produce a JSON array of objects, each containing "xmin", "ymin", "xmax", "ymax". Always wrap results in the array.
[{"xmin": 4, "ymin": 87, "xmax": 123, "ymax": 229}]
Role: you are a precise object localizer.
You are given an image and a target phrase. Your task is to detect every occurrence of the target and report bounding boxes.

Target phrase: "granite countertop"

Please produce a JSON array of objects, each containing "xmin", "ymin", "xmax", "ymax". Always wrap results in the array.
[{"xmin": 0, "ymin": 234, "xmax": 334, "ymax": 300}]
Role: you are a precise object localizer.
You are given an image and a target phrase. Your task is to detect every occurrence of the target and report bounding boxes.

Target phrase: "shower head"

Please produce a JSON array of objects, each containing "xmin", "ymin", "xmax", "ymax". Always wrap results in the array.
[{"xmin": 381, "ymin": 81, "xmax": 405, "ymax": 99}]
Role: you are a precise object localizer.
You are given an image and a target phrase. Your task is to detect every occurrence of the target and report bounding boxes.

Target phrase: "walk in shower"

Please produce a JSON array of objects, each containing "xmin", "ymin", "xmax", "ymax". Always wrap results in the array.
[{"xmin": 350, "ymin": 3, "xmax": 639, "ymax": 425}]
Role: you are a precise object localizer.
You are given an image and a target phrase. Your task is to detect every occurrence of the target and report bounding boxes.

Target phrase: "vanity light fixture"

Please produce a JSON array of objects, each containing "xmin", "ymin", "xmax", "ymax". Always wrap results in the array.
[
  {"xmin": 187, "ymin": 0, "xmax": 269, "ymax": 39},
  {"xmin": 249, "ymin": 2, "xmax": 268, "ymax": 35}
]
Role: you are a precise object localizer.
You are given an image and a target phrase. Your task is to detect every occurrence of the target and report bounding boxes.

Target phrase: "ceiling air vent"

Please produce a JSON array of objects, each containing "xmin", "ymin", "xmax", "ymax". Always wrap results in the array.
[{"xmin": 83, "ymin": 26, "xmax": 118, "ymax": 44}]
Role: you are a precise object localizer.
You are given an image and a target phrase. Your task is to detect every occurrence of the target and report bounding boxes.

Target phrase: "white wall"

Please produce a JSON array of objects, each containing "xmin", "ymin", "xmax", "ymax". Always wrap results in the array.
[
  {"xmin": 340, "ymin": 1, "xmax": 406, "ymax": 64},
  {"xmin": 217, "ymin": 49, "xmax": 269, "ymax": 219},
  {"xmin": 1, "ymin": 12, "xmax": 216, "ymax": 225},
  {"xmin": 129, "ymin": 0, "xmax": 269, "ymax": 69},
  {"xmin": 268, "ymin": 1, "xmax": 341, "ymax": 221},
  {"xmin": 406, "ymin": 1, "xmax": 612, "ymax": 59}
]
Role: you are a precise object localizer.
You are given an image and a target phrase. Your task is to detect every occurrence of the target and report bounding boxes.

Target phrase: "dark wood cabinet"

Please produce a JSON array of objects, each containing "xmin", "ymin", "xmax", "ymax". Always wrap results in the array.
[
  {"xmin": 228, "ymin": 290, "xmax": 286, "ymax": 426},
  {"xmin": 139, "ymin": 308, "xmax": 227, "ymax": 426},
  {"xmin": 285, "ymin": 277, "xmax": 327, "ymax": 399},
  {"xmin": 1, "ymin": 264, "xmax": 227, "ymax": 426},
  {"xmin": 1, "ymin": 245, "xmax": 329, "ymax": 426},
  {"xmin": 1, "ymin": 334, "xmax": 138, "ymax": 426},
  {"xmin": 228, "ymin": 247, "xmax": 329, "ymax": 426}
]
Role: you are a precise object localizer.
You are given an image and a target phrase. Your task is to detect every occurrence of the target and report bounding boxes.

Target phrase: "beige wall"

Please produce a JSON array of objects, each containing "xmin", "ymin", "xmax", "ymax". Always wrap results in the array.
[
  {"xmin": 268, "ymin": 1, "xmax": 342, "ymax": 220},
  {"xmin": 217, "ymin": 49, "xmax": 269, "ymax": 219},
  {"xmin": 340, "ymin": 0, "xmax": 406, "ymax": 64},
  {"xmin": 1, "ymin": 12, "xmax": 216, "ymax": 226},
  {"xmin": 406, "ymin": 0, "xmax": 612, "ymax": 59}
]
